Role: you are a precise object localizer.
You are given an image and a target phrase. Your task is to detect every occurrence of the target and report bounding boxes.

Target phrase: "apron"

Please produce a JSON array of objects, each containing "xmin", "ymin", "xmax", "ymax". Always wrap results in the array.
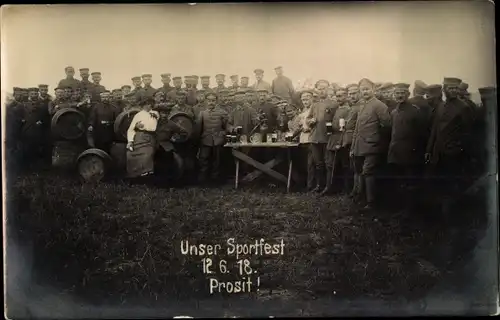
[{"xmin": 126, "ymin": 131, "xmax": 156, "ymax": 178}]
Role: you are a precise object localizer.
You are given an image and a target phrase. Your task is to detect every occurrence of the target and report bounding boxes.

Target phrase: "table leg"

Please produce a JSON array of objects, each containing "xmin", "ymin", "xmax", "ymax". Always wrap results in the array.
[
  {"xmin": 235, "ymin": 158, "xmax": 240, "ymax": 189},
  {"xmin": 287, "ymin": 149, "xmax": 293, "ymax": 193}
]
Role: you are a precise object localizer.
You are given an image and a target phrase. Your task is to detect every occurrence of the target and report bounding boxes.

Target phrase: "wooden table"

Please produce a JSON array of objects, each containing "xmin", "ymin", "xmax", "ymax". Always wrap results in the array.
[{"xmin": 224, "ymin": 142, "xmax": 300, "ymax": 192}]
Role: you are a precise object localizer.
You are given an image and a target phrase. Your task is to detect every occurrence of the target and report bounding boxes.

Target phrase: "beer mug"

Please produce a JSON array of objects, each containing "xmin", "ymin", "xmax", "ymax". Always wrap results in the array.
[
  {"xmin": 285, "ymin": 132, "xmax": 293, "ymax": 142},
  {"xmin": 339, "ymin": 118, "xmax": 346, "ymax": 131},
  {"xmin": 226, "ymin": 134, "xmax": 232, "ymax": 144},
  {"xmin": 230, "ymin": 135, "xmax": 238, "ymax": 143},
  {"xmin": 266, "ymin": 133, "xmax": 273, "ymax": 143},
  {"xmin": 326, "ymin": 122, "xmax": 333, "ymax": 134},
  {"xmin": 235, "ymin": 126, "xmax": 243, "ymax": 135},
  {"xmin": 271, "ymin": 132, "xmax": 278, "ymax": 143},
  {"xmin": 240, "ymin": 134, "xmax": 248, "ymax": 144}
]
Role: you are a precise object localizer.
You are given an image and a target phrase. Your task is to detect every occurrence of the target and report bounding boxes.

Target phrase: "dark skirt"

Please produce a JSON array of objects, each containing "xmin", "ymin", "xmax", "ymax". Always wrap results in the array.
[{"xmin": 126, "ymin": 131, "xmax": 156, "ymax": 178}]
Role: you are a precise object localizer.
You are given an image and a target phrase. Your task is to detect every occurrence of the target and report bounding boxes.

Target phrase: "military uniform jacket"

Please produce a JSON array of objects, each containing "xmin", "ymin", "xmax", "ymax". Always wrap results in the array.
[
  {"xmin": 21, "ymin": 100, "xmax": 50, "ymax": 140},
  {"xmin": 131, "ymin": 87, "xmax": 143, "ymax": 100},
  {"xmin": 58, "ymin": 78, "xmax": 81, "ymax": 90},
  {"xmin": 255, "ymin": 102, "xmax": 279, "ymax": 132},
  {"xmin": 271, "ymin": 76, "xmax": 294, "ymax": 101},
  {"xmin": 409, "ymin": 95, "xmax": 433, "ymax": 126},
  {"xmin": 158, "ymin": 84, "xmax": 174, "ymax": 96},
  {"xmin": 195, "ymin": 106, "xmax": 228, "ymax": 146},
  {"xmin": 351, "ymin": 97, "xmax": 391, "ymax": 156},
  {"xmin": 137, "ymin": 86, "xmax": 157, "ymax": 101},
  {"xmin": 306, "ymin": 101, "xmax": 334, "ymax": 144},
  {"xmin": 343, "ymin": 103, "xmax": 361, "ymax": 148},
  {"xmin": 327, "ymin": 105, "xmax": 351, "ymax": 150},
  {"xmin": 212, "ymin": 86, "xmax": 227, "ymax": 95},
  {"xmin": 388, "ymin": 102, "xmax": 427, "ymax": 165},
  {"xmin": 6, "ymin": 101, "xmax": 26, "ymax": 143},
  {"xmin": 425, "ymin": 98, "xmax": 472, "ymax": 164},
  {"xmin": 48, "ymin": 98, "xmax": 73, "ymax": 116},
  {"xmin": 91, "ymin": 84, "xmax": 106, "ymax": 101},
  {"xmin": 186, "ymin": 88, "xmax": 198, "ymax": 106},
  {"xmin": 252, "ymin": 80, "xmax": 272, "ymax": 93},
  {"xmin": 171, "ymin": 104, "xmax": 195, "ymax": 119},
  {"xmin": 88, "ymin": 103, "xmax": 119, "ymax": 142},
  {"xmin": 79, "ymin": 79, "xmax": 94, "ymax": 94},
  {"xmin": 228, "ymin": 105, "xmax": 259, "ymax": 135},
  {"xmin": 166, "ymin": 87, "xmax": 184, "ymax": 103},
  {"xmin": 192, "ymin": 103, "xmax": 206, "ymax": 119}
]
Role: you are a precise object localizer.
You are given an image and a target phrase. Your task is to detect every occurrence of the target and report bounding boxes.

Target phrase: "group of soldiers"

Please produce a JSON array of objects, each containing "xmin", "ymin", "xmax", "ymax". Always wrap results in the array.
[{"xmin": 4, "ymin": 65, "xmax": 497, "ymax": 215}]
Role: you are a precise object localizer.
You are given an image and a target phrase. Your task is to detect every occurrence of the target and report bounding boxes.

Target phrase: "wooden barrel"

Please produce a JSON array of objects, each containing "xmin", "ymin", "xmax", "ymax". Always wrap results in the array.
[
  {"xmin": 109, "ymin": 142, "xmax": 127, "ymax": 172},
  {"xmin": 168, "ymin": 111, "xmax": 195, "ymax": 144},
  {"xmin": 76, "ymin": 148, "xmax": 112, "ymax": 183},
  {"xmin": 114, "ymin": 108, "xmax": 141, "ymax": 142},
  {"xmin": 52, "ymin": 141, "xmax": 86, "ymax": 170},
  {"xmin": 51, "ymin": 108, "xmax": 87, "ymax": 141}
]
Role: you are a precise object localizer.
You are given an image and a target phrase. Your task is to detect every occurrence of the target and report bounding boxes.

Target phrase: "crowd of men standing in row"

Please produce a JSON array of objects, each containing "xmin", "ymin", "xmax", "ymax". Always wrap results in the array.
[{"xmin": 4, "ymin": 65, "xmax": 496, "ymax": 215}]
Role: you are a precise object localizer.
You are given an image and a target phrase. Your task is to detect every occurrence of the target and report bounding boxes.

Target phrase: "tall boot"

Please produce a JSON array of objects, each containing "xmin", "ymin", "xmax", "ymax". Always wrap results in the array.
[
  {"xmin": 312, "ymin": 167, "xmax": 325, "ymax": 193},
  {"xmin": 319, "ymin": 167, "xmax": 333, "ymax": 196},
  {"xmin": 349, "ymin": 173, "xmax": 360, "ymax": 198},
  {"xmin": 364, "ymin": 175, "xmax": 376, "ymax": 210}
]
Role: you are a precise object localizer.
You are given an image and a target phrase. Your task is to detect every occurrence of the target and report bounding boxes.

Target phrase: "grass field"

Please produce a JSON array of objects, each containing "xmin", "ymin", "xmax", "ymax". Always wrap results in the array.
[{"xmin": 6, "ymin": 168, "xmax": 490, "ymax": 315}]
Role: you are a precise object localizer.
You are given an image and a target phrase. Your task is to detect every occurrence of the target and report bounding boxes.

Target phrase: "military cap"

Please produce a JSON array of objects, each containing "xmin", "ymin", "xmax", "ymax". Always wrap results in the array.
[
  {"xmin": 176, "ymin": 90, "xmax": 187, "ymax": 95},
  {"xmin": 172, "ymin": 76, "xmax": 182, "ymax": 80},
  {"xmin": 142, "ymin": 74, "xmax": 152, "ymax": 78},
  {"xmin": 228, "ymin": 91, "xmax": 235, "ymax": 96},
  {"xmin": 478, "ymin": 86, "xmax": 496, "ymax": 97},
  {"xmin": 38, "ymin": 84, "xmax": 49, "ymax": 88},
  {"xmin": 197, "ymin": 89, "xmax": 206, "ymax": 94},
  {"xmin": 55, "ymin": 87, "xmax": 64, "ymax": 91},
  {"xmin": 205, "ymin": 91, "xmax": 218, "ymax": 99},
  {"xmin": 28, "ymin": 87, "xmax": 39, "ymax": 92},
  {"xmin": 235, "ymin": 89, "xmax": 247, "ymax": 95},
  {"xmin": 161, "ymin": 73, "xmax": 171, "ymax": 78},
  {"xmin": 458, "ymin": 82, "xmax": 469, "ymax": 90},
  {"xmin": 79, "ymin": 68, "xmax": 90, "ymax": 72},
  {"xmin": 413, "ymin": 80, "xmax": 427, "ymax": 95},
  {"xmin": 373, "ymin": 82, "xmax": 383, "ymax": 89},
  {"xmin": 63, "ymin": 86, "xmax": 73, "ymax": 90},
  {"xmin": 65, "ymin": 66, "xmax": 75, "ymax": 71},
  {"xmin": 102, "ymin": 90, "xmax": 111, "ymax": 94},
  {"xmin": 154, "ymin": 90, "xmax": 164, "ymax": 96},
  {"xmin": 230, "ymin": 75, "xmax": 239, "ymax": 80},
  {"xmin": 315, "ymin": 79, "xmax": 330, "ymax": 87},
  {"xmin": 254, "ymin": 69, "xmax": 264, "ymax": 74},
  {"xmin": 425, "ymin": 84, "xmax": 443, "ymax": 95},
  {"xmin": 241, "ymin": 76, "xmax": 249, "ymax": 80},
  {"xmin": 393, "ymin": 83, "xmax": 411, "ymax": 90},
  {"xmin": 257, "ymin": 89, "xmax": 269, "ymax": 93},
  {"xmin": 346, "ymin": 84, "xmax": 359, "ymax": 91},
  {"xmin": 112, "ymin": 88, "xmax": 122, "ymax": 92},
  {"xmin": 336, "ymin": 87, "xmax": 347, "ymax": 92},
  {"xmin": 215, "ymin": 74, "xmax": 226, "ymax": 78},
  {"xmin": 274, "ymin": 66, "xmax": 283, "ymax": 70},
  {"xmin": 121, "ymin": 85, "xmax": 131, "ymax": 89},
  {"xmin": 13, "ymin": 87, "xmax": 21, "ymax": 92},
  {"xmin": 131, "ymin": 76, "xmax": 141, "ymax": 81},
  {"xmin": 91, "ymin": 72, "xmax": 101, "ymax": 76},
  {"xmin": 200, "ymin": 76, "xmax": 210, "ymax": 79},
  {"xmin": 359, "ymin": 78, "xmax": 374, "ymax": 88},
  {"xmin": 443, "ymin": 77, "xmax": 462, "ymax": 86},
  {"xmin": 299, "ymin": 89, "xmax": 314, "ymax": 97},
  {"xmin": 191, "ymin": 75, "xmax": 199, "ymax": 80},
  {"xmin": 379, "ymin": 82, "xmax": 394, "ymax": 90}
]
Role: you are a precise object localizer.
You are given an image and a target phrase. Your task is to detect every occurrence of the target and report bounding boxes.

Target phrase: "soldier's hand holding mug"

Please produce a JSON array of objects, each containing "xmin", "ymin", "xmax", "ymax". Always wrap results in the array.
[{"xmin": 307, "ymin": 117, "xmax": 317, "ymax": 127}]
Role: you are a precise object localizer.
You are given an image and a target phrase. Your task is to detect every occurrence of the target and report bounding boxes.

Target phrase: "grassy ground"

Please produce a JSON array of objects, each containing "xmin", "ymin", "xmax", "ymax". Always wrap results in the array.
[{"xmin": 6, "ymin": 168, "xmax": 489, "ymax": 314}]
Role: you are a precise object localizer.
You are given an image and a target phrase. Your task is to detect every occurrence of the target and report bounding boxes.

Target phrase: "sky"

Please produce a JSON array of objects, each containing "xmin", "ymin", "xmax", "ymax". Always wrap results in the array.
[{"xmin": 0, "ymin": 2, "xmax": 496, "ymax": 97}]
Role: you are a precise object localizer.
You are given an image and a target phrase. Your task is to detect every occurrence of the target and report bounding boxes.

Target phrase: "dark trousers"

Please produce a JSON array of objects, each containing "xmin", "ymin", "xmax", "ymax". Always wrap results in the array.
[
  {"xmin": 387, "ymin": 163, "xmax": 421, "ymax": 209},
  {"xmin": 353, "ymin": 154, "xmax": 381, "ymax": 204},
  {"xmin": 310, "ymin": 143, "xmax": 326, "ymax": 188},
  {"xmin": 325, "ymin": 147, "xmax": 351, "ymax": 192},
  {"xmin": 293, "ymin": 144, "xmax": 315, "ymax": 189},
  {"xmin": 198, "ymin": 145, "xmax": 222, "ymax": 182}
]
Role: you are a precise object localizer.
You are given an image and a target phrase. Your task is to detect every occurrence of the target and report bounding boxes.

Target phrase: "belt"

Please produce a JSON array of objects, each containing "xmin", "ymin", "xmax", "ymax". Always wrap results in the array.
[
  {"xmin": 100, "ymin": 121, "xmax": 113, "ymax": 125},
  {"xmin": 136, "ymin": 129, "xmax": 155, "ymax": 134}
]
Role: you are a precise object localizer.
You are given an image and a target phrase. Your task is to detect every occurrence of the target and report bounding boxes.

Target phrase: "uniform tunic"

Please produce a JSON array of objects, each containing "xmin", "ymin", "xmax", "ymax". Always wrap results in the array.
[
  {"xmin": 88, "ymin": 102, "xmax": 120, "ymax": 151},
  {"xmin": 326, "ymin": 104, "xmax": 351, "ymax": 151},
  {"xmin": 212, "ymin": 86, "xmax": 227, "ymax": 94},
  {"xmin": 255, "ymin": 102, "xmax": 279, "ymax": 133},
  {"xmin": 252, "ymin": 80, "xmax": 272, "ymax": 93},
  {"xmin": 158, "ymin": 84, "xmax": 174, "ymax": 96},
  {"xmin": 306, "ymin": 101, "xmax": 334, "ymax": 144},
  {"xmin": 91, "ymin": 84, "xmax": 106, "ymax": 101},
  {"xmin": 227, "ymin": 105, "xmax": 259, "ymax": 135},
  {"xmin": 48, "ymin": 98, "xmax": 73, "ymax": 116},
  {"xmin": 343, "ymin": 103, "xmax": 361, "ymax": 148},
  {"xmin": 388, "ymin": 102, "xmax": 427, "ymax": 165},
  {"xmin": 79, "ymin": 79, "xmax": 94, "ymax": 94},
  {"xmin": 271, "ymin": 75, "xmax": 294, "ymax": 102},
  {"xmin": 58, "ymin": 78, "xmax": 81, "ymax": 90}
]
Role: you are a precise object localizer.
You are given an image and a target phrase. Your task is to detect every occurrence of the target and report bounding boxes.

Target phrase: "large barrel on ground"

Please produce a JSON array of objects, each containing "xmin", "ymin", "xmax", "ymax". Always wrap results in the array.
[
  {"xmin": 51, "ymin": 108, "xmax": 87, "ymax": 141},
  {"xmin": 168, "ymin": 111, "xmax": 195, "ymax": 144},
  {"xmin": 110, "ymin": 141, "xmax": 127, "ymax": 172},
  {"xmin": 52, "ymin": 140, "xmax": 86, "ymax": 170},
  {"xmin": 76, "ymin": 148, "xmax": 112, "ymax": 182},
  {"xmin": 114, "ymin": 108, "xmax": 141, "ymax": 142}
]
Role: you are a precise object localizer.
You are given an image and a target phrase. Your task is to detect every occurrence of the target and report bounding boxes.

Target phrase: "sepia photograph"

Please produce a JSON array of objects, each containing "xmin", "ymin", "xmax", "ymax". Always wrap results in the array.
[{"xmin": 2, "ymin": 1, "xmax": 498, "ymax": 318}]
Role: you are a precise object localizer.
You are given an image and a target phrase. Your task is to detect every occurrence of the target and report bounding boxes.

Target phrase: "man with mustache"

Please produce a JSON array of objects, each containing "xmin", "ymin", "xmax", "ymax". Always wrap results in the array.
[
  {"xmin": 343, "ymin": 84, "xmax": 362, "ymax": 199},
  {"xmin": 252, "ymin": 69, "xmax": 272, "ymax": 93},
  {"xmin": 212, "ymin": 74, "xmax": 227, "ymax": 94},
  {"xmin": 200, "ymin": 76, "xmax": 212, "ymax": 91},
  {"xmin": 157, "ymin": 73, "xmax": 173, "ymax": 96},
  {"xmin": 350, "ymin": 78, "xmax": 391, "ymax": 210}
]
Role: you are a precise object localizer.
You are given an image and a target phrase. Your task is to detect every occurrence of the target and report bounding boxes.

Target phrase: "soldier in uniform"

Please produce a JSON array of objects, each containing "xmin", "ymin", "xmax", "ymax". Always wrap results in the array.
[
  {"xmin": 458, "ymin": 82, "xmax": 477, "ymax": 116},
  {"xmin": 121, "ymin": 85, "xmax": 132, "ymax": 97},
  {"xmin": 321, "ymin": 87, "xmax": 351, "ymax": 196},
  {"xmin": 171, "ymin": 90, "xmax": 195, "ymax": 119},
  {"xmin": 305, "ymin": 82, "xmax": 335, "ymax": 193},
  {"xmin": 38, "ymin": 84, "xmax": 52, "ymax": 103},
  {"xmin": 140, "ymin": 74, "xmax": 156, "ymax": 100},
  {"xmin": 192, "ymin": 75, "xmax": 199, "ymax": 89},
  {"xmin": 244, "ymin": 89, "xmax": 257, "ymax": 109},
  {"xmin": 5, "ymin": 87, "xmax": 26, "ymax": 165},
  {"xmin": 213, "ymin": 74, "xmax": 227, "ymax": 93},
  {"xmin": 240, "ymin": 76, "xmax": 250, "ymax": 90},
  {"xmin": 58, "ymin": 66, "xmax": 81, "ymax": 91},
  {"xmin": 91, "ymin": 72, "xmax": 106, "ymax": 101},
  {"xmin": 350, "ymin": 78, "xmax": 391, "ymax": 210},
  {"xmin": 111, "ymin": 88, "xmax": 126, "ymax": 113},
  {"xmin": 79, "ymin": 68, "xmax": 94, "ymax": 94},
  {"xmin": 425, "ymin": 77, "xmax": 472, "ymax": 215},
  {"xmin": 229, "ymin": 75, "xmax": 239, "ymax": 92},
  {"xmin": 48, "ymin": 87, "xmax": 73, "ymax": 115},
  {"xmin": 131, "ymin": 76, "xmax": 143, "ymax": 101},
  {"xmin": 21, "ymin": 87, "xmax": 51, "ymax": 167},
  {"xmin": 200, "ymin": 76, "xmax": 211, "ymax": 91},
  {"xmin": 158, "ymin": 73, "xmax": 173, "ymax": 95},
  {"xmin": 217, "ymin": 89, "xmax": 230, "ymax": 114},
  {"xmin": 255, "ymin": 89, "xmax": 279, "ymax": 135},
  {"xmin": 195, "ymin": 91, "xmax": 228, "ymax": 184},
  {"xmin": 409, "ymin": 80, "xmax": 432, "ymax": 122},
  {"xmin": 87, "ymin": 91, "xmax": 119, "ymax": 154},
  {"xmin": 63, "ymin": 86, "xmax": 73, "ymax": 102},
  {"xmin": 252, "ymin": 69, "xmax": 272, "ymax": 93},
  {"xmin": 374, "ymin": 82, "xmax": 384, "ymax": 100},
  {"xmin": 379, "ymin": 83, "xmax": 398, "ymax": 114},
  {"xmin": 387, "ymin": 83, "xmax": 428, "ymax": 210},
  {"xmin": 424, "ymin": 84, "xmax": 443, "ymax": 118},
  {"xmin": 185, "ymin": 76, "xmax": 198, "ymax": 106},
  {"xmin": 271, "ymin": 66, "xmax": 294, "ymax": 103},
  {"xmin": 227, "ymin": 89, "xmax": 259, "ymax": 136},
  {"xmin": 343, "ymin": 84, "xmax": 362, "ymax": 199},
  {"xmin": 167, "ymin": 77, "xmax": 184, "ymax": 107},
  {"xmin": 193, "ymin": 89, "xmax": 207, "ymax": 118}
]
